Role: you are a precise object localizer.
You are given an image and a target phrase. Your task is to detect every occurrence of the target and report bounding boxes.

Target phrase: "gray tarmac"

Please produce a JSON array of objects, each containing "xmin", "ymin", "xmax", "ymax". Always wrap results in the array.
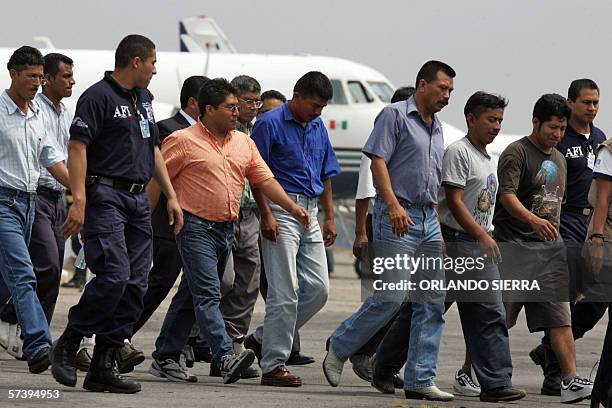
[{"xmin": 0, "ymin": 249, "xmax": 606, "ymax": 408}]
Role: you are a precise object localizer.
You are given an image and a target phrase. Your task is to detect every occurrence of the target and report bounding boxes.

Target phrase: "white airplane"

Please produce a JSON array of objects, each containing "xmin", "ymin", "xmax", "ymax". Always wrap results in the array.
[{"xmin": 0, "ymin": 16, "xmax": 520, "ymax": 199}]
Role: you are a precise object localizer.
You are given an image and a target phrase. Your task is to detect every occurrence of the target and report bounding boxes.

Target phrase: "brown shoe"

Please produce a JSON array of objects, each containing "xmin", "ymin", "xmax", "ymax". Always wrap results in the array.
[
  {"xmin": 261, "ymin": 365, "xmax": 302, "ymax": 387},
  {"xmin": 117, "ymin": 342, "xmax": 145, "ymax": 374}
]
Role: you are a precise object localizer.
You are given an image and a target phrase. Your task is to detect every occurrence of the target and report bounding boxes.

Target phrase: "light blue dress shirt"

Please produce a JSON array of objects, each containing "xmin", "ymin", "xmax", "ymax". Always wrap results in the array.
[{"xmin": 0, "ymin": 90, "xmax": 63, "ymax": 193}]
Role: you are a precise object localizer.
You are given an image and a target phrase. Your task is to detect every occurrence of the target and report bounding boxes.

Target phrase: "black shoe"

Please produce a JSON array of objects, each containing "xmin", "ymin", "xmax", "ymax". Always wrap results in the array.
[
  {"xmin": 371, "ymin": 370, "xmax": 395, "ymax": 394},
  {"xmin": 349, "ymin": 353, "xmax": 371, "ymax": 382},
  {"xmin": 244, "ymin": 334, "xmax": 262, "ymax": 362},
  {"xmin": 529, "ymin": 343, "xmax": 561, "ymax": 396},
  {"xmin": 50, "ymin": 327, "xmax": 82, "ymax": 387},
  {"xmin": 393, "ymin": 374, "xmax": 403, "ymax": 389},
  {"xmin": 28, "ymin": 347, "xmax": 51, "ymax": 374},
  {"xmin": 62, "ymin": 267, "xmax": 86, "ymax": 289},
  {"xmin": 83, "ymin": 346, "xmax": 141, "ymax": 394},
  {"xmin": 193, "ymin": 345, "xmax": 212, "ymax": 363},
  {"xmin": 287, "ymin": 351, "xmax": 315, "ymax": 366},
  {"xmin": 480, "ymin": 387, "xmax": 526, "ymax": 402},
  {"xmin": 76, "ymin": 348, "xmax": 92, "ymax": 372}
]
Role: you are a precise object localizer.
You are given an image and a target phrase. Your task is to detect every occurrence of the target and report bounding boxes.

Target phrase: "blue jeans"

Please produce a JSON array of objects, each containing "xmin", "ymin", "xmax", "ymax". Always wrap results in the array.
[
  {"xmin": 0, "ymin": 187, "xmax": 52, "ymax": 360},
  {"xmin": 253, "ymin": 194, "xmax": 329, "ymax": 374},
  {"xmin": 153, "ymin": 213, "xmax": 235, "ymax": 364},
  {"xmin": 330, "ymin": 198, "xmax": 445, "ymax": 389}
]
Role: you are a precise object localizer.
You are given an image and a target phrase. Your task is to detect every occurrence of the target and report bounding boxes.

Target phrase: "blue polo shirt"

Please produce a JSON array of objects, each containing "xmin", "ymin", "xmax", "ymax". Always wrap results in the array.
[
  {"xmin": 251, "ymin": 102, "xmax": 340, "ymax": 198},
  {"xmin": 70, "ymin": 71, "xmax": 160, "ymax": 184},
  {"xmin": 362, "ymin": 96, "xmax": 444, "ymax": 205},
  {"xmin": 555, "ymin": 123, "xmax": 606, "ymax": 209}
]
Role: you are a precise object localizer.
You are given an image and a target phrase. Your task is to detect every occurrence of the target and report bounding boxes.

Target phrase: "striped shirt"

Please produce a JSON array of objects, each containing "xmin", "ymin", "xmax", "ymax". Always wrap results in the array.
[
  {"xmin": 162, "ymin": 121, "xmax": 274, "ymax": 222},
  {"xmin": 0, "ymin": 90, "xmax": 63, "ymax": 192},
  {"xmin": 36, "ymin": 93, "xmax": 72, "ymax": 191}
]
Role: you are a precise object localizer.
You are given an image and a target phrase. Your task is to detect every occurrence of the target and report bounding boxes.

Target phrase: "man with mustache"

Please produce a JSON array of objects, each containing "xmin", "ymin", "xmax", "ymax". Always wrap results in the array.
[{"xmin": 0, "ymin": 46, "xmax": 69, "ymax": 374}]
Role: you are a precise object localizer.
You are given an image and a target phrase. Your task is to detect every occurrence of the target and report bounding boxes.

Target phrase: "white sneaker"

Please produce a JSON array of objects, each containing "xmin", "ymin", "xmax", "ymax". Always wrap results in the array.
[
  {"xmin": 0, "ymin": 320, "xmax": 9, "ymax": 349},
  {"xmin": 560, "ymin": 375, "xmax": 592, "ymax": 404},
  {"xmin": 453, "ymin": 368, "xmax": 481, "ymax": 397},
  {"xmin": 405, "ymin": 384, "xmax": 454, "ymax": 401},
  {"xmin": 322, "ymin": 343, "xmax": 344, "ymax": 387},
  {"xmin": 7, "ymin": 323, "xmax": 23, "ymax": 359}
]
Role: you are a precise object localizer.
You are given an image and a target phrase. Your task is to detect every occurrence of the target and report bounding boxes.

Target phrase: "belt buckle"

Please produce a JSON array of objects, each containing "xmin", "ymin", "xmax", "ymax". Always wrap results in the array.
[
  {"xmin": 583, "ymin": 208, "xmax": 591, "ymax": 216},
  {"xmin": 129, "ymin": 184, "xmax": 142, "ymax": 193}
]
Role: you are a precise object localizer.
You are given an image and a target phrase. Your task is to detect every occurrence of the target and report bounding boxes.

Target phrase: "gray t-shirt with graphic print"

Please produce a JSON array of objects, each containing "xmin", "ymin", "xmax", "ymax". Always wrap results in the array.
[{"xmin": 438, "ymin": 136, "xmax": 498, "ymax": 233}]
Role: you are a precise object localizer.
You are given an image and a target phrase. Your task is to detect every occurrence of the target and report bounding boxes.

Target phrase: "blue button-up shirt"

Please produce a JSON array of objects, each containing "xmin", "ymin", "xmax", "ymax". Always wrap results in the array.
[
  {"xmin": 362, "ymin": 96, "xmax": 444, "ymax": 205},
  {"xmin": 36, "ymin": 93, "xmax": 72, "ymax": 192},
  {"xmin": 251, "ymin": 102, "xmax": 340, "ymax": 198},
  {"xmin": 0, "ymin": 90, "xmax": 63, "ymax": 193}
]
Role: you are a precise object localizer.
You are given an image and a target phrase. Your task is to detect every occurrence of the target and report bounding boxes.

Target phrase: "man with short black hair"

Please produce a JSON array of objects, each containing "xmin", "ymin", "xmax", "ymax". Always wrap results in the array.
[
  {"xmin": 0, "ymin": 45, "xmax": 69, "ymax": 374},
  {"xmin": 495, "ymin": 93, "xmax": 592, "ymax": 404},
  {"xmin": 149, "ymin": 78, "xmax": 310, "ymax": 385},
  {"xmin": 51, "ymin": 34, "xmax": 183, "ymax": 394},
  {"xmin": 530, "ymin": 79, "xmax": 608, "ymax": 396},
  {"xmin": 245, "ymin": 71, "xmax": 340, "ymax": 387},
  {"xmin": 325, "ymin": 61, "xmax": 456, "ymax": 401},
  {"xmin": 258, "ymin": 90, "xmax": 286, "ymax": 117}
]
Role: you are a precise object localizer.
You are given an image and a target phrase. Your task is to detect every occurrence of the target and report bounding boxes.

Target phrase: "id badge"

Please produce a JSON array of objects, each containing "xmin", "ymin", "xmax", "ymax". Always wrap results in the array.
[
  {"xmin": 139, "ymin": 118, "xmax": 151, "ymax": 139},
  {"xmin": 587, "ymin": 152, "xmax": 595, "ymax": 170}
]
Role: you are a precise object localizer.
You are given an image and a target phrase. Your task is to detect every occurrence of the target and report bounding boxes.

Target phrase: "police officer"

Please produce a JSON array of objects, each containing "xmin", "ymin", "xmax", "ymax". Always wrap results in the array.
[{"xmin": 51, "ymin": 35, "xmax": 183, "ymax": 394}]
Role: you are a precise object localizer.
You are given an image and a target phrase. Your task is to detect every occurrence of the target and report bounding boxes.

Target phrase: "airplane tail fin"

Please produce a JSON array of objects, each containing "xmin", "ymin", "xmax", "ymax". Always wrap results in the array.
[{"xmin": 179, "ymin": 16, "xmax": 237, "ymax": 54}]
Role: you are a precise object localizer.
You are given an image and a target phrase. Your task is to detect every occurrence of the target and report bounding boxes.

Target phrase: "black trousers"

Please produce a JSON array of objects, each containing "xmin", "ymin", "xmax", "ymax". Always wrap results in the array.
[
  {"xmin": 0, "ymin": 188, "xmax": 65, "ymax": 325},
  {"xmin": 132, "ymin": 236, "xmax": 183, "ymax": 335}
]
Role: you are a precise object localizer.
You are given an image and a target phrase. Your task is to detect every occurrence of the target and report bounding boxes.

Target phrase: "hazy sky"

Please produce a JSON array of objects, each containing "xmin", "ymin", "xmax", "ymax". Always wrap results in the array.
[{"xmin": 3, "ymin": 0, "xmax": 612, "ymax": 134}]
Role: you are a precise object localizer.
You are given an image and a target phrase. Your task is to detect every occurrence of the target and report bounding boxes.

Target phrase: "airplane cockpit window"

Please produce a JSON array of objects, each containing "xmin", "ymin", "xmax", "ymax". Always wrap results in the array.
[
  {"xmin": 329, "ymin": 79, "xmax": 348, "ymax": 105},
  {"xmin": 347, "ymin": 81, "xmax": 374, "ymax": 103},
  {"xmin": 367, "ymin": 81, "xmax": 394, "ymax": 103}
]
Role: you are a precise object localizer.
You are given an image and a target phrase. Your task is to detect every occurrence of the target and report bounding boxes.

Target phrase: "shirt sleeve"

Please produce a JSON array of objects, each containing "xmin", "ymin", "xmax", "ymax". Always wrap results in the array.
[
  {"xmin": 320, "ymin": 126, "xmax": 340, "ymax": 181},
  {"xmin": 362, "ymin": 106, "xmax": 399, "ymax": 162},
  {"xmin": 39, "ymin": 133, "xmax": 64, "ymax": 169},
  {"xmin": 441, "ymin": 143, "xmax": 469, "ymax": 189},
  {"xmin": 70, "ymin": 95, "xmax": 104, "ymax": 145},
  {"xmin": 497, "ymin": 145, "xmax": 524, "ymax": 196},
  {"xmin": 251, "ymin": 118, "xmax": 273, "ymax": 165},
  {"xmin": 594, "ymin": 147, "xmax": 612, "ymax": 181},
  {"xmin": 162, "ymin": 130, "xmax": 188, "ymax": 181},
  {"xmin": 355, "ymin": 154, "xmax": 376, "ymax": 199},
  {"xmin": 245, "ymin": 137, "xmax": 274, "ymax": 187}
]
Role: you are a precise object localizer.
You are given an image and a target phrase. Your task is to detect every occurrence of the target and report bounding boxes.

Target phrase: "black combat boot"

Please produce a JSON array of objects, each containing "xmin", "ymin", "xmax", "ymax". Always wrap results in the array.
[
  {"xmin": 50, "ymin": 327, "xmax": 82, "ymax": 387},
  {"xmin": 83, "ymin": 345, "xmax": 141, "ymax": 394}
]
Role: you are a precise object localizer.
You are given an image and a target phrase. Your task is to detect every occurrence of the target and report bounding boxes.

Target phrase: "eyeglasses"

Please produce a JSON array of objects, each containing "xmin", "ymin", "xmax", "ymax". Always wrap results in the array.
[
  {"xmin": 24, "ymin": 74, "xmax": 47, "ymax": 86},
  {"xmin": 218, "ymin": 104, "xmax": 240, "ymax": 113},
  {"xmin": 239, "ymin": 98, "xmax": 263, "ymax": 109}
]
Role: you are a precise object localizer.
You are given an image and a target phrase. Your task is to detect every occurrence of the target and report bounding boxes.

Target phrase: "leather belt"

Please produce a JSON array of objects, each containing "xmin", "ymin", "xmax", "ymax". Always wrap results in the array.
[{"xmin": 86, "ymin": 175, "xmax": 146, "ymax": 194}]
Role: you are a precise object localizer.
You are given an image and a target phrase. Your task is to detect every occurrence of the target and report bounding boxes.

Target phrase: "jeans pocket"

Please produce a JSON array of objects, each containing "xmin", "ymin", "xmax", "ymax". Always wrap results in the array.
[{"xmin": 0, "ymin": 196, "xmax": 16, "ymax": 207}]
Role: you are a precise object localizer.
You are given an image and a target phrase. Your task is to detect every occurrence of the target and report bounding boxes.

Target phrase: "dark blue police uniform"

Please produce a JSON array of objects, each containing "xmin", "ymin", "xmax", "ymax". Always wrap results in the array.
[
  {"xmin": 67, "ymin": 72, "xmax": 159, "ymax": 348},
  {"xmin": 555, "ymin": 123, "xmax": 607, "ymax": 339}
]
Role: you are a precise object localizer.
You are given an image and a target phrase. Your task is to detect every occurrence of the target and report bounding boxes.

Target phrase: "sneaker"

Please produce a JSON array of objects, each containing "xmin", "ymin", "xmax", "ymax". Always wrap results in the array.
[
  {"xmin": 454, "ymin": 368, "xmax": 480, "ymax": 397},
  {"xmin": 560, "ymin": 375, "xmax": 592, "ymax": 404},
  {"xmin": 0, "ymin": 320, "xmax": 9, "ymax": 349},
  {"xmin": 117, "ymin": 341, "xmax": 145, "ymax": 374},
  {"xmin": 7, "ymin": 323, "xmax": 24, "ymax": 360},
  {"xmin": 149, "ymin": 358, "xmax": 197, "ymax": 382},
  {"xmin": 480, "ymin": 386, "xmax": 526, "ymax": 402},
  {"xmin": 349, "ymin": 353, "xmax": 372, "ymax": 382},
  {"xmin": 322, "ymin": 342, "xmax": 344, "ymax": 387},
  {"xmin": 261, "ymin": 365, "xmax": 302, "ymax": 387},
  {"xmin": 220, "ymin": 350, "xmax": 255, "ymax": 384},
  {"xmin": 404, "ymin": 385, "xmax": 454, "ymax": 401},
  {"xmin": 210, "ymin": 360, "xmax": 260, "ymax": 379}
]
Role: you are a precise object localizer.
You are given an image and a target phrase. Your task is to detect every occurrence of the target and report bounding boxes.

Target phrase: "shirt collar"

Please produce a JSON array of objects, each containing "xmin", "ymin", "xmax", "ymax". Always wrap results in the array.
[
  {"xmin": 1, "ymin": 90, "xmax": 40, "ymax": 117},
  {"xmin": 104, "ymin": 71, "xmax": 137, "ymax": 96},
  {"xmin": 566, "ymin": 123, "xmax": 593, "ymax": 140},
  {"xmin": 236, "ymin": 120, "xmax": 253, "ymax": 134},
  {"xmin": 197, "ymin": 120, "xmax": 233, "ymax": 144},
  {"xmin": 179, "ymin": 109, "xmax": 197, "ymax": 126},
  {"xmin": 281, "ymin": 102, "xmax": 320, "ymax": 128},
  {"xmin": 37, "ymin": 93, "xmax": 66, "ymax": 114},
  {"xmin": 405, "ymin": 96, "xmax": 442, "ymax": 133}
]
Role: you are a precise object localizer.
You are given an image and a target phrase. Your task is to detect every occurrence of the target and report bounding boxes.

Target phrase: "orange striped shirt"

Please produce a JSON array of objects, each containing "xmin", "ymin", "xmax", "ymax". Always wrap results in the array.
[{"xmin": 162, "ymin": 121, "xmax": 274, "ymax": 221}]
